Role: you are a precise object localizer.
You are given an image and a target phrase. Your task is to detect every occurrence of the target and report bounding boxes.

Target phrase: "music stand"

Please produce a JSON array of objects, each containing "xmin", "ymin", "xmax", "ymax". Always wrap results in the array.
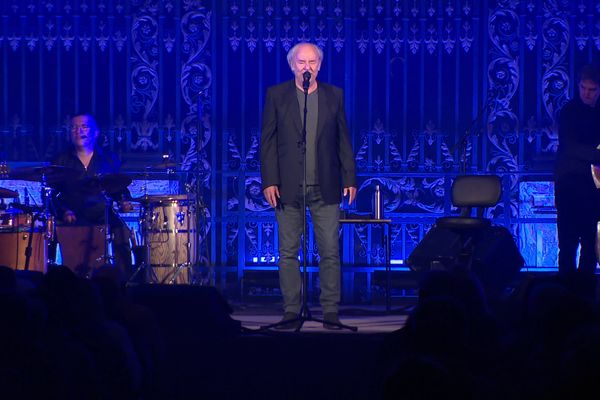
[{"xmin": 261, "ymin": 73, "xmax": 357, "ymax": 332}]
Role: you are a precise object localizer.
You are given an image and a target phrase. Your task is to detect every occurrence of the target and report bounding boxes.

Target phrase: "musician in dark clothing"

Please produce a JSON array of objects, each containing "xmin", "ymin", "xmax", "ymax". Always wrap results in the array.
[
  {"xmin": 555, "ymin": 65, "xmax": 600, "ymax": 295},
  {"xmin": 52, "ymin": 147, "xmax": 128, "ymax": 224},
  {"xmin": 51, "ymin": 114, "xmax": 133, "ymax": 276}
]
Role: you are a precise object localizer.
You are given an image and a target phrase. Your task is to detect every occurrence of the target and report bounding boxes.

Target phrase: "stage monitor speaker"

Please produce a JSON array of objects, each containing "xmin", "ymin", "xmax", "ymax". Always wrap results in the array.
[
  {"xmin": 407, "ymin": 225, "xmax": 524, "ymax": 291},
  {"xmin": 127, "ymin": 284, "xmax": 241, "ymax": 339}
]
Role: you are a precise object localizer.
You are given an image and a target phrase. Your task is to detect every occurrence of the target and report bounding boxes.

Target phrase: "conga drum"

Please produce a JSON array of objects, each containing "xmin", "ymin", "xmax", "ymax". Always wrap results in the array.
[
  {"xmin": 144, "ymin": 194, "xmax": 197, "ymax": 284},
  {"xmin": 0, "ymin": 211, "xmax": 47, "ymax": 272}
]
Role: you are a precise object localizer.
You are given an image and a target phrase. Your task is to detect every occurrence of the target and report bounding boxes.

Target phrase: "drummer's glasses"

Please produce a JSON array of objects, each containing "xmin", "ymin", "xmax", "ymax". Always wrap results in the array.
[{"xmin": 71, "ymin": 124, "xmax": 91, "ymax": 132}]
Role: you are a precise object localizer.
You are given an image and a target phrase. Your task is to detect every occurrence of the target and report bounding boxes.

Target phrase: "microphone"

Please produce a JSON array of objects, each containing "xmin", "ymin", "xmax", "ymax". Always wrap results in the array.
[{"xmin": 302, "ymin": 71, "xmax": 311, "ymax": 90}]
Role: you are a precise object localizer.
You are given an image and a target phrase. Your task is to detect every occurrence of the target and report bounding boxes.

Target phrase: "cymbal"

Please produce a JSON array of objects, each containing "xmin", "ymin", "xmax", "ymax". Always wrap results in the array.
[
  {"xmin": 147, "ymin": 162, "xmax": 178, "ymax": 170},
  {"xmin": 82, "ymin": 173, "xmax": 132, "ymax": 194},
  {"xmin": 8, "ymin": 203, "xmax": 44, "ymax": 214},
  {"xmin": 0, "ymin": 187, "xmax": 18, "ymax": 198},
  {"xmin": 131, "ymin": 194, "xmax": 194, "ymax": 205},
  {"xmin": 128, "ymin": 171, "xmax": 185, "ymax": 180},
  {"xmin": 9, "ymin": 165, "xmax": 81, "ymax": 183}
]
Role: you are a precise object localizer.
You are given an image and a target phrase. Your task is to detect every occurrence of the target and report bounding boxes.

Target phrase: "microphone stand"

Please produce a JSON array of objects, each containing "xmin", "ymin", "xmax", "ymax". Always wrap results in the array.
[
  {"xmin": 262, "ymin": 72, "xmax": 356, "ymax": 332},
  {"xmin": 453, "ymin": 95, "xmax": 489, "ymax": 175},
  {"xmin": 101, "ymin": 187, "xmax": 114, "ymax": 267},
  {"xmin": 23, "ymin": 173, "xmax": 55, "ymax": 271},
  {"xmin": 456, "ymin": 129, "xmax": 471, "ymax": 175},
  {"xmin": 296, "ymin": 73, "xmax": 314, "ymax": 330}
]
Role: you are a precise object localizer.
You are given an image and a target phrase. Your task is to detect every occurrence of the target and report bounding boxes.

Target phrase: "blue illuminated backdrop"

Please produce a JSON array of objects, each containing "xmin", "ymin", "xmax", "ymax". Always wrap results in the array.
[{"xmin": 1, "ymin": 1, "xmax": 599, "ymax": 294}]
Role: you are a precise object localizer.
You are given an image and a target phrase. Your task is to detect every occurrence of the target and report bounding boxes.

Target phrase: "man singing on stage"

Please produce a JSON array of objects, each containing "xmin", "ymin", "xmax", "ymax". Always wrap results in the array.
[{"xmin": 260, "ymin": 42, "xmax": 357, "ymax": 329}]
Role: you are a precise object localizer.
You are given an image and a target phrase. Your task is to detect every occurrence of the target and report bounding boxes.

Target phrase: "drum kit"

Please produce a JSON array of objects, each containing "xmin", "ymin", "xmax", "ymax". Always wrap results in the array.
[{"xmin": 0, "ymin": 162, "xmax": 205, "ymax": 285}]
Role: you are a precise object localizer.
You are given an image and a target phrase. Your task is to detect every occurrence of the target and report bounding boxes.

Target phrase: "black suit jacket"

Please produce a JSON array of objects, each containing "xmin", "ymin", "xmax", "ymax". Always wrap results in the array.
[
  {"xmin": 260, "ymin": 80, "xmax": 356, "ymax": 205},
  {"xmin": 555, "ymin": 96, "xmax": 600, "ymax": 182}
]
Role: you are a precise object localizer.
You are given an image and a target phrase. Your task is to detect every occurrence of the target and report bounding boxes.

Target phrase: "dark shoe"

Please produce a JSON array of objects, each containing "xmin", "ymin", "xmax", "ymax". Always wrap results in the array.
[
  {"xmin": 274, "ymin": 312, "xmax": 301, "ymax": 330},
  {"xmin": 323, "ymin": 312, "xmax": 342, "ymax": 330}
]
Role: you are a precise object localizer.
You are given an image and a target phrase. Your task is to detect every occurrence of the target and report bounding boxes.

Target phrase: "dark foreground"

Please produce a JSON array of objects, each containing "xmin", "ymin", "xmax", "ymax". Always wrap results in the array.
[{"xmin": 2, "ymin": 265, "xmax": 600, "ymax": 400}]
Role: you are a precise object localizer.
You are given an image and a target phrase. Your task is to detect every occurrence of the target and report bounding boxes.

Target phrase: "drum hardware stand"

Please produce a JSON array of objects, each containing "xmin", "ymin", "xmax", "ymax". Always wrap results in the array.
[
  {"xmin": 23, "ymin": 213, "xmax": 55, "ymax": 270},
  {"xmin": 126, "ymin": 168, "xmax": 154, "ymax": 285},
  {"xmin": 23, "ymin": 173, "xmax": 56, "ymax": 270},
  {"xmin": 23, "ymin": 212, "xmax": 40, "ymax": 271},
  {"xmin": 42, "ymin": 180, "xmax": 57, "ymax": 267},
  {"xmin": 100, "ymin": 190, "xmax": 115, "ymax": 267},
  {"xmin": 126, "ymin": 199, "xmax": 152, "ymax": 286}
]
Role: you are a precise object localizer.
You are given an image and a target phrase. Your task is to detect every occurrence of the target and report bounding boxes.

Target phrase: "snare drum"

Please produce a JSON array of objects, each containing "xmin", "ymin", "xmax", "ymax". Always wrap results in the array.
[{"xmin": 144, "ymin": 195, "xmax": 197, "ymax": 284}]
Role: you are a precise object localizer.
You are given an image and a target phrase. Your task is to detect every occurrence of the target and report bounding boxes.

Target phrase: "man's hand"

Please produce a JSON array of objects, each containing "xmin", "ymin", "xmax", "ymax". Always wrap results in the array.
[
  {"xmin": 343, "ymin": 186, "xmax": 357, "ymax": 205},
  {"xmin": 63, "ymin": 210, "xmax": 77, "ymax": 224},
  {"xmin": 263, "ymin": 185, "xmax": 280, "ymax": 208}
]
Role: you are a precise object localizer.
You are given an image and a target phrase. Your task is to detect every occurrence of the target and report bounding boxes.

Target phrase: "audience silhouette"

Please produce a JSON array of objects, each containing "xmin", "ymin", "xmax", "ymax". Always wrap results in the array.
[{"xmin": 1, "ymin": 262, "xmax": 599, "ymax": 399}]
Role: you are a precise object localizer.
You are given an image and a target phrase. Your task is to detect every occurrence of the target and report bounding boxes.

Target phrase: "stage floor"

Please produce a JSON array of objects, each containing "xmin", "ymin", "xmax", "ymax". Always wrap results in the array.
[{"xmin": 230, "ymin": 303, "xmax": 412, "ymax": 334}]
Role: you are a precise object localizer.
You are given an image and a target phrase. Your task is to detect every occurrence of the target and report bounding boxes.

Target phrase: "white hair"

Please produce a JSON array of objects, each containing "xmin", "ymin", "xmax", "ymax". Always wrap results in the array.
[{"xmin": 286, "ymin": 42, "xmax": 323, "ymax": 71}]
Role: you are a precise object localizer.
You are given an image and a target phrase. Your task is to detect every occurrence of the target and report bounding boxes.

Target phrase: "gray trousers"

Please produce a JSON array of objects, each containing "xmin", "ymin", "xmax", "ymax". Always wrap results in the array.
[{"xmin": 276, "ymin": 185, "xmax": 340, "ymax": 314}]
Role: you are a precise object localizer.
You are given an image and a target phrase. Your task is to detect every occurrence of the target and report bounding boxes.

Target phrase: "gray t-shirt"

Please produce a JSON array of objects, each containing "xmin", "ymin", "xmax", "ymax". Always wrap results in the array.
[{"xmin": 297, "ymin": 87, "xmax": 319, "ymax": 185}]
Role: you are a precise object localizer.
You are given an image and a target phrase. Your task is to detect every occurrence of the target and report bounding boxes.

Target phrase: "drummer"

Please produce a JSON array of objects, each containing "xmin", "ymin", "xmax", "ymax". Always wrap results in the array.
[{"xmin": 51, "ymin": 113, "xmax": 133, "ymax": 275}]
